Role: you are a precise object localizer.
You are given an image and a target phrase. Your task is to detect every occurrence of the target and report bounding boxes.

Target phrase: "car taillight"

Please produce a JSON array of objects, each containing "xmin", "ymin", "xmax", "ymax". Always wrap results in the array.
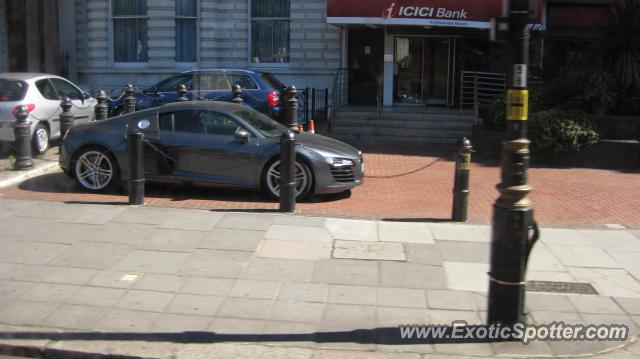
[
  {"xmin": 12, "ymin": 104, "xmax": 36, "ymax": 113},
  {"xmin": 267, "ymin": 91, "xmax": 280, "ymax": 107}
]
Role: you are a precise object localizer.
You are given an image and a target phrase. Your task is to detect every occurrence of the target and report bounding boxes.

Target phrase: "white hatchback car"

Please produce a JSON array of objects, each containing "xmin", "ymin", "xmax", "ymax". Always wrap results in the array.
[{"xmin": 0, "ymin": 73, "xmax": 96, "ymax": 155}]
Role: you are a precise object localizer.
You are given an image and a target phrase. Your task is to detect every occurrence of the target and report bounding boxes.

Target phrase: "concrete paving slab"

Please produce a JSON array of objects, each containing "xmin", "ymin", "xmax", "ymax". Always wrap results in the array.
[
  {"xmin": 580, "ymin": 229, "xmax": 640, "ymax": 250},
  {"xmin": 48, "ymin": 242, "xmax": 131, "ymax": 269},
  {"xmin": 93, "ymin": 308, "xmax": 159, "ymax": 332},
  {"xmin": 216, "ymin": 213, "xmax": 275, "ymax": 231},
  {"xmin": 435, "ymin": 240, "xmax": 489, "ymax": 263},
  {"xmin": 138, "ymin": 229, "xmax": 205, "ymax": 253},
  {"xmin": 66, "ymin": 286, "xmax": 126, "ymax": 307},
  {"xmin": 165, "ymin": 294, "xmax": 225, "ymax": 316},
  {"xmin": 132, "ymin": 273, "xmax": 187, "ymax": 293},
  {"xmin": 404, "ymin": 243, "xmax": 443, "ymax": 266},
  {"xmin": 217, "ymin": 297, "xmax": 274, "ymax": 320},
  {"xmin": 568, "ymin": 267, "xmax": 640, "ymax": 298},
  {"xmin": 270, "ymin": 300, "xmax": 326, "ymax": 323},
  {"xmin": 12, "ymin": 201, "xmax": 78, "ymax": 221},
  {"xmin": 428, "ymin": 223, "xmax": 491, "ymax": 242},
  {"xmin": 200, "ymin": 228, "xmax": 264, "ymax": 252},
  {"xmin": 322, "ymin": 304, "xmax": 376, "ymax": 330},
  {"xmin": 609, "ymin": 251, "xmax": 640, "ymax": 282},
  {"xmin": 377, "ymin": 287, "xmax": 426, "ymax": 309},
  {"xmin": 245, "ymin": 258, "xmax": 314, "ymax": 282},
  {"xmin": 378, "ymin": 221, "xmax": 434, "ymax": 244},
  {"xmin": 580, "ymin": 313, "xmax": 639, "ymax": 333},
  {"xmin": 443, "ymin": 261, "xmax": 489, "ymax": 292},
  {"xmin": 230, "ymin": 279, "xmax": 282, "ymax": 300},
  {"xmin": 0, "ymin": 264, "xmax": 54, "ymax": 282},
  {"xmin": 110, "ymin": 206, "xmax": 174, "ymax": 225},
  {"xmin": 180, "ymin": 276, "xmax": 235, "ymax": 296},
  {"xmin": 56, "ymin": 204, "xmax": 128, "ymax": 225},
  {"xmin": 158, "ymin": 210, "xmax": 222, "ymax": 231},
  {"xmin": 548, "ymin": 245, "xmax": 621, "ymax": 269},
  {"xmin": 434, "ymin": 343, "xmax": 494, "ymax": 356},
  {"xmin": 0, "ymin": 198, "xmax": 38, "ymax": 218},
  {"xmin": 41, "ymin": 304, "xmax": 109, "ymax": 330},
  {"xmin": 312, "ymin": 259, "xmax": 379, "ymax": 286},
  {"xmin": 426, "ymin": 289, "xmax": 478, "ymax": 311},
  {"xmin": 380, "ymin": 262, "xmax": 447, "ymax": 289},
  {"xmin": 332, "ymin": 240, "xmax": 405, "ymax": 261},
  {"xmin": 258, "ymin": 239, "xmax": 332, "ymax": 260},
  {"xmin": 273, "ymin": 215, "xmax": 327, "ymax": 227},
  {"xmin": 0, "ymin": 280, "xmax": 36, "ymax": 300},
  {"xmin": 525, "ymin": 293, "xmax": 577, "ymax": 312},
  {"xmin": 75, "ymin": 222, "xmax": 156, "ymax": 245},
  {"xmin": 87, "ymin": 270, "xmax": 142, "ymax": 289},
  {"xmin": 178, "ymin": 249, "xmax": 252, "ymax": 278},
  {"xmin": 207, "ymin": 318, "xmax": 265, "ymax": 334},
  {"xmin": 428, "ymin": 309, "xmax": 483, "ymax": 325},
  {"xmin": 19, "ymin": 282, "xmax": 81, "ymax": 303},
  {"xmin": 265, "ymin": 225, "xmax": 333, "ymax": 243},
  {"xmin": 0, "ymin": 217, "xmax": 49, "ymax": 237},
  {"xmin": 150, "ymin": 313, "xmax": 213, "ymax": 332},
  {"xmin": 527, "ymin": 242, "xmax": 569, "ymax": 272},
  {"xmin": 376, "ymin": 306, "xmax": 430, "ymax": 327},
  {"xmin": 28, "ymin": 222, "xmax": 97, "ymax": 245},
  {"xmin": 539, "ymin": 228, "xmax": 595, "ymax": 246},
  {"xmin": 115, "ymin": 289, "xmax": 175, "ymax": 312},
  {"xmin": 567, "ymin": 295, "xmax": 626, "ymax": 315},
  {"xmin": 278, "ymin": 282, "xmax": 328, "ymax": 303},
  {"xmin": 112, "ymin": 249, "xmax": 191, "ymax": 274},
  {"xmin": 0, "ymin": 241, "xmax": 69, "ymax": 265},
  {"xmin": 325, "ymin": 218, "xmax": 377, "ymax": 242},
  {"xmin": 328, "ymin": 284, "xmax": 376, "ymax": 305},
  {"xmin": 492, "ymin": 341, "xmax": 554, "ymax": 357},
  {"xmin": 615, "ymin": 297, "xmax": 640, "ymax": 315},
  {"xmin": 526, "ymin": 270, "xmax": 576, "ymax": 282},
  {"xmin": 0, "ymin": 301, "xmax": 59, "ymax": 326}
]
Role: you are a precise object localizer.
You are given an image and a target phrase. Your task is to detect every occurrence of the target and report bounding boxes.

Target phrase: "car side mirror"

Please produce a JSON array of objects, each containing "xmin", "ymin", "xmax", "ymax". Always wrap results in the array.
[{"xmin": 234, "ymin": 128, "xmax": 251, "ymax": 143}]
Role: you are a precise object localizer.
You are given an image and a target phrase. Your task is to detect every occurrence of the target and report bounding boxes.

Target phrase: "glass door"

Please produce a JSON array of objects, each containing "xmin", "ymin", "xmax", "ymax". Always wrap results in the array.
[{"xmin": 394, "ymin": 37, "xmax": 454, "ymax": 105}]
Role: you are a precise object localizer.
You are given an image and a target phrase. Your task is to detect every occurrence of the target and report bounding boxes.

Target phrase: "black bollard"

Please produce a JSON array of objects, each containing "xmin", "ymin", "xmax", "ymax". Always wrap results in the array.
[
  {"xmin": 13, "ymin": 105, "xmax": 34, "ymax": 170},
  {"xmin": 59, "ymin": 97, "xmax": 74, "ymax": 139},
  {"xmin": 124, "ymin": 84, "xmax": 135, "ymax": 114},
  {"xmin": 128, "ymin": 131, "xmax": 145, "ymax": 206},
  {"xmin": 231, "ymin": 84, "xmax": 243, "ymax": 104},
  {"xmin": 177, "ymin": 84, "xmax": 188, "ymax": 102},
  {"xmin": 95, "ymin": 90, "xmax": 108, "ymax": 120},
  {"xmin": 452, "ymin": 137, "xmax": 472, "ymax": 222},
  {"xmin": 285, "ymin": 85, "xmax": 299, "ymax": 130},
  {"xmin": 279, "ymin": 131, "xmax": 296, "ymax": 212}
]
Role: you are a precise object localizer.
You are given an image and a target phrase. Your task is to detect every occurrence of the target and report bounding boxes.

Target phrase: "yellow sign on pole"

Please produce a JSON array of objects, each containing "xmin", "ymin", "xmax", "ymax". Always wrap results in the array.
[{"xmin": 506, "ymin": 89, "xmax": 529, "ymax": 121}]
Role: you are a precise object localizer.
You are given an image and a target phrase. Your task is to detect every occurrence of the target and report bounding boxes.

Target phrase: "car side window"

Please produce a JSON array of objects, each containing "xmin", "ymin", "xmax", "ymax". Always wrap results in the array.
[
  {"xmin": 159, "ymin": 110, "xmax": 204, "ymax": 134},
  {"xmin": 157, "ymin": 75, "xmax": 193, "ymax": 92},
  {"xmin": 35, "ymin": 79, "xmax": 59, "ymax": 100},
  {"xmin": 202, "ymin": 111, "xmax": 243, "ymax": 136},
  {"xmin": 194, "ymin": 73, "xmax": 229, "ymax": 91},
  {"xmin": 50, "ymin": 78, "xmax": 82, "ymax": 100},
  {"xmin": 226, "ymin": 74, "xmax": 258, "ymax": 90}
]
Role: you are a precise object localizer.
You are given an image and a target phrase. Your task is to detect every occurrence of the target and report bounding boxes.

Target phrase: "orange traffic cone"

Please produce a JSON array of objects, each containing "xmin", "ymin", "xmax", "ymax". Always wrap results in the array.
[
  {"xmin": 298, "ymin": 124, "xmax": 304, "ymax": 132},
  {"xmin": 309, "ymin": 119, "xmax": 316, "ymax": 134}
]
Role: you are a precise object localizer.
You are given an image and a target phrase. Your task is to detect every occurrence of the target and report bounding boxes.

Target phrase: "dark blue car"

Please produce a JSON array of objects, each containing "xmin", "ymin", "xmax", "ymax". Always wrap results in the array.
[{"xmin": 109, "ymin": 69, "xmax": 285, "ymax": 121}]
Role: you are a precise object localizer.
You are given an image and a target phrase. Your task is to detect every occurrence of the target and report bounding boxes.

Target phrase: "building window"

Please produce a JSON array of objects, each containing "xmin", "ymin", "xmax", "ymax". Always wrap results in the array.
[
  {"xmin": 176, "ymin": 0, "xmax": 197, "ymax": 62},
  {"xmin": 250, "ymin": 0, "xmax": 290, "ymax": 64},
  {"xmin": 112, "ymin": 0, "xmax": 148, "ymax": 62}
]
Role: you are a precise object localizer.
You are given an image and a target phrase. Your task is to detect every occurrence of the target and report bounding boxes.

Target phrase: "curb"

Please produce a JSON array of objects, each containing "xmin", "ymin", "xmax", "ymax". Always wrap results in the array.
[
  {"xmin": 0, "ymin": 343, "xmax": 144, "ymax": 359},
  {"xmin": 0, "ymin": 162, "xmax": 59, "ymax": 189}
]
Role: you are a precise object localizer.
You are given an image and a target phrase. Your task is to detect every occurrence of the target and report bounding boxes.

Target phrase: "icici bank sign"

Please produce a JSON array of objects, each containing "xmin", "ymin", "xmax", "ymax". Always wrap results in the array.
[{"xmin": 326, "ymin": 0, "xmax": 542, "ymax": 29}]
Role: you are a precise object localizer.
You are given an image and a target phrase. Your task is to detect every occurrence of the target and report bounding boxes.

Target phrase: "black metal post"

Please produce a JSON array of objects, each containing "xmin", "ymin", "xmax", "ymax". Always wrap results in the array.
[
  {"xmin": 124, "ymin": 84, "xmax": 136, "ymax": 114},
  {"xmin": 285, "ymin": 85, "xmax": 299, "ymax": 130},
  {"xmin": 128, "ymin": 131, "xmax": 145, "ymax": 206},
  {"xmin": 279, "ymin": 131, "xmax": 296, "ymax": 212},
  {"xmin": 95, "ymin": 90, "xmax": 108, "ymax": 121},
  {"xmin": 311, "ymin": 88, "xmax": 316, "ymax": 130},
  {"xmin": 231, "ymin": 84, "xmax": 243, "ymax": 104},
  {"xmin": 304, "ymin": 87, "xmax": 310, "ymax": 124},
  {"xmin": 487, "ymin": 0, "xmax": 538, "ymax": 332},
  {"xmin": 177, "ymin": 84, "xmax": 188, "ymax": 102},
  {"xmin": 324, "ymin": 88, "xmax": 329, "ymax": 122},
  {"xmin": 59, "ymin": 97, "xmax": 74, "ymax": 139},
  {"xmin": 452, "ymin": 137, "xmax": 472, "ymax": 222},
  {"xmin": 13, "ymin": 105, "xmax": 34, "ymax": 170}
]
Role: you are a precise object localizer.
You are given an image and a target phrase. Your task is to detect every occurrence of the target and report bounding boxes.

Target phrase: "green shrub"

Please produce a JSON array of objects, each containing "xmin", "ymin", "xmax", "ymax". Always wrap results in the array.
[
  {"xmin": 543, "ymin": 66, "xmax": 618, "ymax": 114},
  {"xmin": 528, "ymin": 110, "xmax": 600, "ymax": 155}
]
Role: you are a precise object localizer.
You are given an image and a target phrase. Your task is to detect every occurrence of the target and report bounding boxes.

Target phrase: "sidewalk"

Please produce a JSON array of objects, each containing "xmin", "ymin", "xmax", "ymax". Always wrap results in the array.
[
  {"xmin": 0, "ymin": 147, "xmax": 59, "ymax": 189},
  {"xmin": 0, "ymin": 198, "xmax": 639, "ymax": 358}
]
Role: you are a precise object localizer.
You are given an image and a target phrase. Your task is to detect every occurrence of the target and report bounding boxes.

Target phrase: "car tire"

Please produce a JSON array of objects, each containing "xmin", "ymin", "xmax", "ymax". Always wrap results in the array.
[
  {"xmin": 31, "ymin": 123, "xmax": 49, "ymax": 156},
  {"xmin": 263, "ymin": 157, "xmax": 313, "ymax": 200},
  {"xmin": 72, "ymin": 146, "xmax": 120, "ymax": 193}
]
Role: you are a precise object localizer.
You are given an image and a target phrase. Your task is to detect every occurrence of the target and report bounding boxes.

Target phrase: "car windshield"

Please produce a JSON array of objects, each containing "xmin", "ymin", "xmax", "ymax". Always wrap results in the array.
[
  {"xmin": 0, "ymin": 79, "xmax": 28, "ymax": 101},
  {"xmin": 235, "ymin": 108, "xmax": 289, "ymax": 138},
  {"xmin": 258, "ymin": 72, "xmax": 284, "ymax": 90}
]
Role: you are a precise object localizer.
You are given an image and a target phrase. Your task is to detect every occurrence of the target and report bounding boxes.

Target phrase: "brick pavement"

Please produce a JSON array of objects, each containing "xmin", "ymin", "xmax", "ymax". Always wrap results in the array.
[{"xmin": 0, "ymin": 146, "xmax": 638, "ymax": 228}]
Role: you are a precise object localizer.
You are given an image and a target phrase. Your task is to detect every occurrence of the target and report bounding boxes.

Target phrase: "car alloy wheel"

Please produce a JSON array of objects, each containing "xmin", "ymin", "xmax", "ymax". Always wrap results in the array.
[
  {"xmin": 74, "ymin": 149, "xmax": 116, "ymax": 192},
  {"xmin": 265, "ymin": 159, "xmax": 312, "ymax": 199},
  {"xmin": 32, "ymin": 124, "xmax": 49, "ymax": 155}
]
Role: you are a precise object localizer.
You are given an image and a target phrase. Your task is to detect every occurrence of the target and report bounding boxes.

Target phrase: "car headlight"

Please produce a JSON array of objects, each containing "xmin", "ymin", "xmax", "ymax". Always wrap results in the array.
[{"xmin": 327, "ymin": 158, "xmax": 354, "ymax": 167}]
